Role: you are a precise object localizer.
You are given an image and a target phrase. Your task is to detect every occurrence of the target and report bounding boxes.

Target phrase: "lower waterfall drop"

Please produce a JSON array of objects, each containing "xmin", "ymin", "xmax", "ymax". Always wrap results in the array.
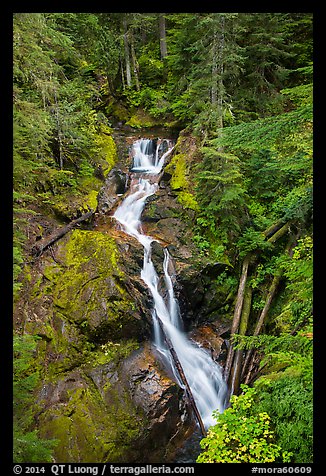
[{"xmin": 113, "ymin": 138, "xmax": 227, "ymax": 430}]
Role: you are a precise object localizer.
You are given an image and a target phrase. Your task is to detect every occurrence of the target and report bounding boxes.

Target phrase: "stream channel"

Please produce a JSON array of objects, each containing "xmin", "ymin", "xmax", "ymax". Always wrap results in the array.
[{"xmin": 113, "ymin": 137, "xmax": 228, "ymax": 460}]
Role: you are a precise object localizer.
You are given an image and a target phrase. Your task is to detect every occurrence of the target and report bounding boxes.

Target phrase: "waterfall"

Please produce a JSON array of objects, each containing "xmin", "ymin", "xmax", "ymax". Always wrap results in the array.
[
  {"xmin": 131, "ymin": 138, "xmax": 167, "ymax": 173},
  {"xmin": 114, "ymin": 138, "xmax": 227, "ymax": 429}
]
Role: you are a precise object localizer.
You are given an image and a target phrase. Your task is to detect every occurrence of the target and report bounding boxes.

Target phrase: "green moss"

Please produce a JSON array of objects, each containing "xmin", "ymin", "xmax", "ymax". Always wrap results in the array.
[
  {"xmin": 177, "ymin": 191, "xmax": 199, "ymax": 211},
  {"xmin": 145, "ymin": 202, "xmax": 157, "ymax": 218},
  {"xmin": 23, "ymin": 264, "xmax": 32, "ymax": 283},
  {"xmin": 28, "ymin": 227, "xmax": 140, "ymax": 377},
  {"xmin": 38, "ymin": 174, "xmax": 102, "ymax": 220},
  {"xmin": 84, "ymin": 190, "xmax": 98, "ymax": 211},
  {"xmin": 165, "ymin": 153, "xmax": 188, "ymax": 190},
  {"xmin": 39, "ymin": 379, "xmax": 144, "ymax": 462},
  {"xmin": 94, "ymin": 124, "xmax": 118, "ymax": 176},
  {"xmin": 105, "ymin": 102, "xmax": 130, "ymax": 123},
  {"xmin": 63, "ymin": 229, "xmax": 119, "ymax": 270},
  {"xmin": 126, "ymin": 109, "xmax": 160, "ymax": 129},
  {"xmin": 51, "ymin": 230, "xmax": 137, "ymax": 342},
  {"xmin": 42, "ymin": 262, "xmax": 61, "ymax": 282},
  {"xmin": 84, "ymin": 340, "xmax": 139, "ymax": 367},
  {"xmin": 165, "ymin": 153, "xmax": 199, "ymax": 211}
]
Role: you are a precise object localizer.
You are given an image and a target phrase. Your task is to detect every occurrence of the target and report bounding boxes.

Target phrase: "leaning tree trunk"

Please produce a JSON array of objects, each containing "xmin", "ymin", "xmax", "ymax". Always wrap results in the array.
[
  {"xmin": 241, "ymin": 233, "xmax": 296, "ymax": 384},
  {"xmin": 241, "ymin": 273, "xmax": 281, "ymax": 383},
  {"xmin": 263, "ymin": 219, "xmax": 285, "ymax": 239},
  {"xmin": 224, "ymin": 254, "xmax": 251, "ymax": 383},
  {"xmin": 226, "ymin": 220, "xmax": 293, "ymax": 391},
  {"xmin": 267, "ymin": 221, "xmax": 292, "ymax": 244},
  {"xmin": 228, "ymin": 285, "xmax": 252, "ymax": 396}
]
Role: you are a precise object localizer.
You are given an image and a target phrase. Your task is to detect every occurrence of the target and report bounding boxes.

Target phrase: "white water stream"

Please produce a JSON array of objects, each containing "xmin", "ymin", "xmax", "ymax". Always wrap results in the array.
[{"xmin": 114, "ymin": 138, "xmax": 227, "ymax": 428}]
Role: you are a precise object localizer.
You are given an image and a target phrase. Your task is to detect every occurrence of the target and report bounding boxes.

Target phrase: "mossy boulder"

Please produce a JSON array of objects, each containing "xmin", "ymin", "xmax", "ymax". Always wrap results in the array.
[
  {"xmin": 164, "ymin": 150, "xmax": 199, "ymax": 212},
  {"xmin": 125, "ymin": 108, "xmax": 161, "ymax": 129},
  {"xmin": 105, "ymin": 100, "xmax": 130, "ymax": 124},
  {"xmin": 37, "ymin": 367, "xmax": 144, "ymax": 463},
  {"xmin": 37, "ymin": 342, "xmax": 194, "ymax": 463},
  {"xmin": 51, "ymin": 229, "xmax": 146, "ymax": 343},
  {"xmin": 95, "ymin": 124, "xmax": 118, "ymax": 176}
]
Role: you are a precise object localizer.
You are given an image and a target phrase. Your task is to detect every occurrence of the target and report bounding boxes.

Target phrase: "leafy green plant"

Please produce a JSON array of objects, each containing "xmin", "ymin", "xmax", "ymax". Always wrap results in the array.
[
  {"xmin": 197, "ymin": 385, "xmax": 292, "ymax": 463},
  {"xmin": 237, "ymin": 228, "xmax": 272, "ymax": 258}
]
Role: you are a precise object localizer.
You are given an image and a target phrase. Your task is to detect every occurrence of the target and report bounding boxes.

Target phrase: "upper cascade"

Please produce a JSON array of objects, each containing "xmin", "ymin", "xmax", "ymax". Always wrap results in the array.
[{"xmin": 131, "ymin": 138, "xmax": 173, "ymax": 173}]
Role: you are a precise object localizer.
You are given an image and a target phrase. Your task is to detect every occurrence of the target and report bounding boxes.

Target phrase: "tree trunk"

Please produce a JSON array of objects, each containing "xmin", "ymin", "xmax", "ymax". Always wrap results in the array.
[
  {"xmin": 53, "ymin": 90, "xmax": 64, "ymax": 170},
  {"xmin": 156, "ymin": 316, "xmax": 206, "ymax": 436},
  {"xmin": 211, "ymin": 28, "xmax": 218, "ymax": 106},
  {"xmin": 211, "ymin": 14, "xmax": 225, "ymax": 130},
  {"xmin": 120, "ymin": 58, "xmax": 126, "ymax": 91},
  {"xmin": 217, "ymin": 16, "xmax": 225, "ymax": 130},
  {"xmin": 229, "ymin": 285, "xmax": 252, "ymax": 396},
  {"xmin": 130, "ymin": 30, "xmax": 140, "ymax": 92},
  {"xmin": 106, "ymin": 70, "xmax": 114, "ymax": 95},
  {"xmin": 244, "ymin": 350, "xmax": 259, "ymax": 385},
  {"xmin": 224, "ymin": 254, "xmax": 251, "ymax": 382},
  {"xmin": 241, "ymin": 273, "xmax": 281, "ymax": 382},
  {"xmin": 159, "ymin": 14, "xmax": 168, "ymax": 59},
  {"xmin": 267, "ymin": 221, "xmax": 292, "ymax": 244},
  {"xmin": 123, "ymin": 15, "xmax": 132, "ymax": 87},
  {"xmin": 32, "ymin": 210, "xmax": 94, "ymax": 256},
  {"xmin": 241, "ymin": 234, "xmax": 295, "ymax": 383},
  {"xmin": 263, "ymin": 219, "xmax": 285, "ymax": 239}
]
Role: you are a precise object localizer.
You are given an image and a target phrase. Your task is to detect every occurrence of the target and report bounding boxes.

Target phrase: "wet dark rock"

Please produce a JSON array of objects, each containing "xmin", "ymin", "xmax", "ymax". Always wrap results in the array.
[
  {"xmin": 119, "ymin": 342, "xmax": 196, "ymax": 462},
  {"xmin": 151, "ymin": 240, "xmax": 165, "ymax": 275},
  {"xmin": 139, "ymin": 180, "xmax": 233, "ymax": 328},
  {"xmin": 37, "ymin": 342, "xmax": 195, "ymax": 463},
  {"xmin": 190, "ymin": 324, "xmax": 224, "ymax": 362},
  {"xmin": 116, "ymin": 234, "xmax": 145, "ymax": 275},
  {"xmin": 97, "ymin": 168, "xmax": 127, "ymax": 214}
]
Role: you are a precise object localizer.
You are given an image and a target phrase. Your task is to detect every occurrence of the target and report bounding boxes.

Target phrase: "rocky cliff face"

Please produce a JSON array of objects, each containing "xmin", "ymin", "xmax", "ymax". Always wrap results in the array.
[{"xmin": 14, "ymin": 130, "xmax": 230, "ymax": 463}]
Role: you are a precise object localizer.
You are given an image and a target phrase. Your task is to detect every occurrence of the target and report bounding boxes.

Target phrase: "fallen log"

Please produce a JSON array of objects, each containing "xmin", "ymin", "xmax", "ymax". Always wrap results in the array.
[
  {"xmin": 156, "ymin": 316, "xmax": 207, "ymax": 437},
  {"xmin": 32, "ymin": 210, "xmax": 94, "ymax": 256}
]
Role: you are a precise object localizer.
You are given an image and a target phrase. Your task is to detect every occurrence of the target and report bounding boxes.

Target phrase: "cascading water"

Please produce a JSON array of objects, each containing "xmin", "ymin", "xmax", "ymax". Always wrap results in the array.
[
  {"xmin": 114, "ymin": 138, "xmax": 227, "ymax": 430},
  {"xmin": 130, "ymin": 138, "xmax": 167, "ymax": 173}
]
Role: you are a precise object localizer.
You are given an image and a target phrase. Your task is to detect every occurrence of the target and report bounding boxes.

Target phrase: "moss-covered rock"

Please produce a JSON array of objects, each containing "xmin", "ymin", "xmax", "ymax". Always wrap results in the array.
[
  {"xmin": 126, "ymin": 108, "xmax": 162, "ymax": 129},
  {"xmin": 84, "ymin": 190, "xmax": 99, "ymax": 211},
  {"xmin": 50, "ymin": 229, "xmax": 145, "ymax": 343},
  {"xmin": 95, "ymin": 124, "xmax": 118, "ymax": 176},
  {"xmin": 37, "ymin": 342, "xmax": 194, "ymax": 463},
  {"xmin": 38, "ymin": 175, "xmax": 102, "ymax": 222},
  {"xmin": 164, "ymin": 149, "xmax": 199, "ymax": 212},
  {"xmin": 105, "ymin": 100, "xmax": 131, "ymax": 124},
  {"xmin": 38, "ymin": 368, "xmax": 144, "ymax": 463}
]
